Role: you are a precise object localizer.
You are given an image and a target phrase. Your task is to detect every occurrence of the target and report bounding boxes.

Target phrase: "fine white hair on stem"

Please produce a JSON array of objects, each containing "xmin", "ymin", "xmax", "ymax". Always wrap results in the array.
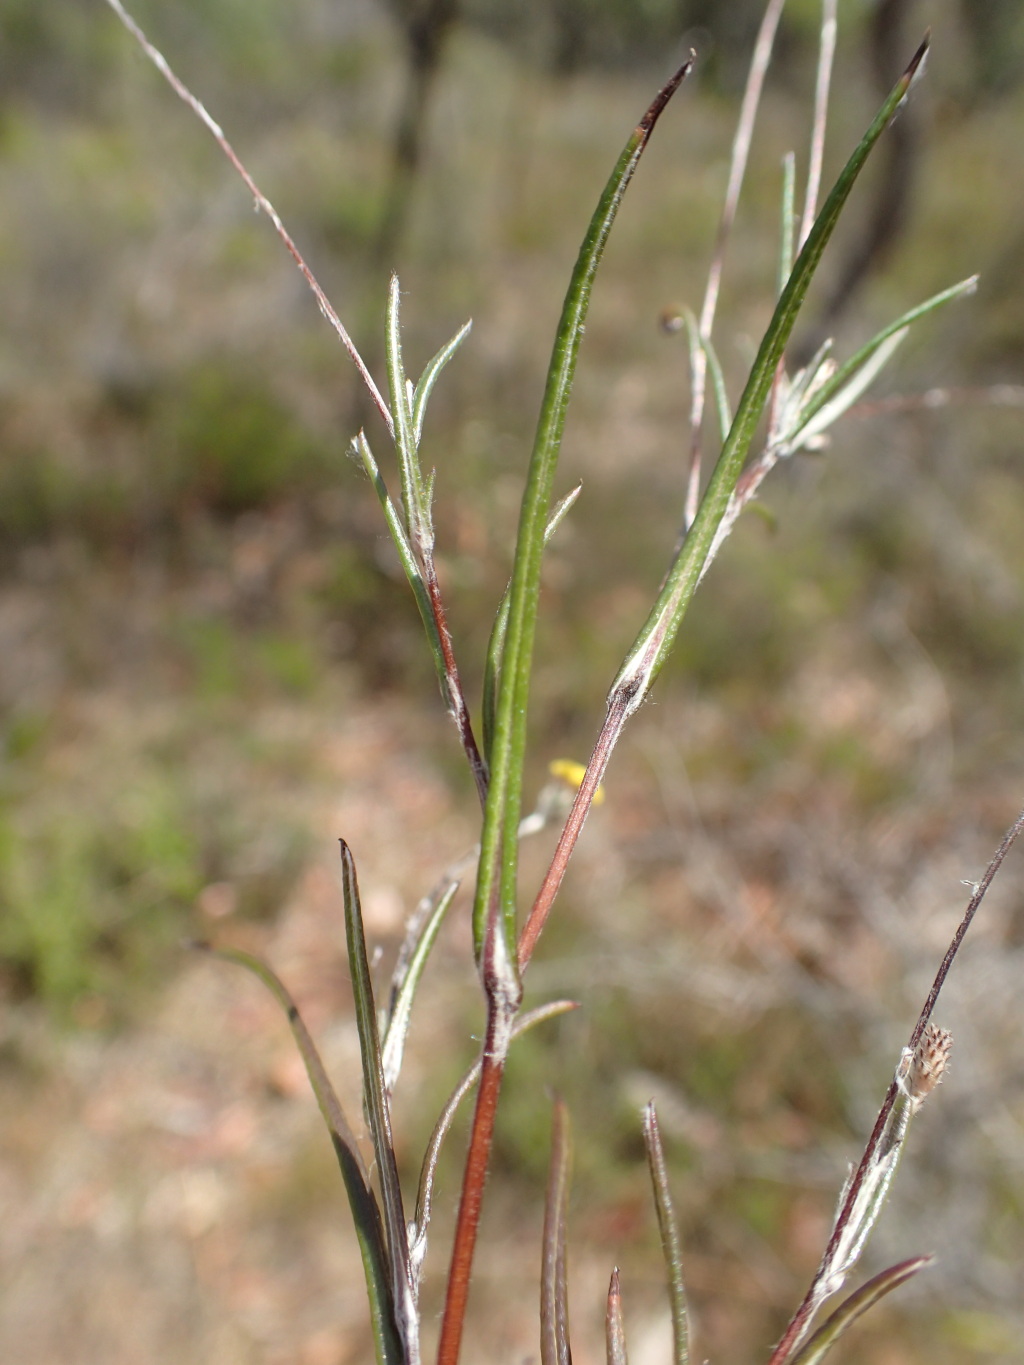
[
  {"xmin": 684, "ymin": 0, "xmax": 787, "ymax": 529},
  {"xmin": 103, "ymin": 0, "xmax": 393, "ymax": 435}
]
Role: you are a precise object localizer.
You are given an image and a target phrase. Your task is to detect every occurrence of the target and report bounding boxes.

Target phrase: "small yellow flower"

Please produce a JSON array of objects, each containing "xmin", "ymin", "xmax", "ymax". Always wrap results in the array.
[{"xmin": 548, "ymin": 758, "xmax": 605, "ymax": 806}]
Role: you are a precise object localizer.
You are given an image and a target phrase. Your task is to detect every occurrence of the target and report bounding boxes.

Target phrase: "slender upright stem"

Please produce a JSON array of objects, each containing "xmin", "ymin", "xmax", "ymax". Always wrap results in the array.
[{"xmin": 435, "ymin": 987, "xmax": 515, "ymax": 1365}]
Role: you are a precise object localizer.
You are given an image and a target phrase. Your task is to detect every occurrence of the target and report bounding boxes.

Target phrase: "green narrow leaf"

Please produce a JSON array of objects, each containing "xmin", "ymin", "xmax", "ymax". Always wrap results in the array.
[
  {"xmin": 642, "ymin": 1104, "xmax": 689, "ymax": 1365},
  {"xmin": 473, "ymin": 56, "xmax": 694, "ymax": 961},
  {"xmin": 610, "ymin": 36, "xmax": 930, "ymax": 715},
  {"xmin": 786, "ymin": 1257, "xmax": 933, "ymax": 1365},
  {"xmin": 791, "ymin": 273, "xmax": 978, "ymax": 443},
  {"xmin": 606, "ymin": 1268, "xmax": 630, "ymax": 1365},
  {"xmin": 413, "ymin": 319, "xmax": 472, "ymax": 446},
  {"xmin": 541, "ymin": 1095, "xmax": 574, "ymax": 1365},
  {"xmin": 481, "ymin": 484, "xmax": 582, "ymax": 761},
  {"xmin": 199, "ymin": 944, "xmax": 402, "ymax": 1365},
  {"xmin": 339, "ymin": 841, "xmax": 418, "ymax": 1364}
]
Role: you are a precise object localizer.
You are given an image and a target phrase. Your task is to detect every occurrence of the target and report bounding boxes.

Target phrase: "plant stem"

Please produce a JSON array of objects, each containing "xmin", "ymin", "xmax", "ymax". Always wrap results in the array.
[{"xmin": 435, "ymin": 986, "xmax": 515, "ymax": 1365}]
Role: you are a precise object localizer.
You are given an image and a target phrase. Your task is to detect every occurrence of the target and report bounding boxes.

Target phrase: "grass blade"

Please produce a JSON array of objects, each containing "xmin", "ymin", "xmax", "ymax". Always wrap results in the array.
[
  {"xmin": 198, "ymin": 943, "xmax": 401, "ymax": 1365},
  {"xmin": 642, "ymin": 1104, "xmax": 689, "ymax": 1365},
  {"xmin": 786, "ymin": 1257, "xmax": 933, "ymax": 1365},
  {"xmin": 541, "ymin": 1095, "xmax": 574, "ymax": 1365},
  {"xmin": 481, "ymin": 484, "xmax": 582, "ymax": 761},
  {"xmin": 474, "ymin": 55, "xmax": 694, "ymax": 961},
  {"xmin": 340, "ymin": 841, "xmax": 418, "ymax": 1365},
  {"xmin": 605, "ymin": 1267, "xmax": 629, "ymax": 1365},
  {"xmin": 611, "ymin": 35, "xmax": 930, "ymax": 717}
]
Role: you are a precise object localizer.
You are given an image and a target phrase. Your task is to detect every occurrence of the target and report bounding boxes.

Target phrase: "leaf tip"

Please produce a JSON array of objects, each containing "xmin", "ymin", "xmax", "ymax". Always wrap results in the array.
[
  {"xmin": 903, "ymin": 32, "xmax": 930, "ymax": 92},
  {"xmin": 639, "ymin": 49, "xmax": 696, "ymax": 136}
]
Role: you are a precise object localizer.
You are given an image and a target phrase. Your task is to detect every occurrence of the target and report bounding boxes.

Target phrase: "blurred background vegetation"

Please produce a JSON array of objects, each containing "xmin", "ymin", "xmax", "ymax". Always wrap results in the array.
[{"xmin": 1, "ymin": 0, "xmax": 1024, "ymax": 1362}]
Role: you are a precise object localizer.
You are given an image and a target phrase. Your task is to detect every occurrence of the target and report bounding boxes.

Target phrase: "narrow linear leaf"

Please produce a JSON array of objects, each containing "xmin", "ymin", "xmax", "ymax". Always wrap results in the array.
[
  {"xmin": 482, "ymin": 483, "xmax": 582, "ymax": 761},
  {"xmin": 198, "ymin": 944, "xmax": 401, "ymax": 1365},
  {"xmin": 413, "ymin": 320, "xmax": 473, "ymax": 446},
  {"xmin": 473, "ymin": 54, "xmax": 695, "ymax": 965},
  {"xmin": 642, "ymin": 1104, "xmax": 689, "ymax": 1365},
  {"xmin": 792, "ymin": 274, "xmax": 978, "ymax": 442},
  {"xmin": 340, "ymin": 841, "xmax": 418, "ymax": 1365},
  {"xmin": 541, "ymin": 1095, "xmax": 574, "ymax": 1365},
  {"xmin": 606, "ymin": 1267, "xmax": 630, "ymax": 1365},
  {"xmin": 611, "ymin": 36, "xmax": 930, "ymax": 715},
  {"xmin": 786, "ymin": 1257, "xmax": 933, "ymax": 1365},
  {"xmin": 381, "ymin": 879, "xmax": 461, "ymax": 1093}
]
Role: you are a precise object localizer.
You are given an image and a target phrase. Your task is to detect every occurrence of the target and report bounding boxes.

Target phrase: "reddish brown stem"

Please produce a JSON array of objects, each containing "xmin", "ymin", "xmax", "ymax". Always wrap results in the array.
[
  {"xmin": 435, "ymin": 998, "xmax": 509, "ymax": 1365},
  {"xmin": 423, "ymin": 555, "xmax": 489, "ymax": 808}
]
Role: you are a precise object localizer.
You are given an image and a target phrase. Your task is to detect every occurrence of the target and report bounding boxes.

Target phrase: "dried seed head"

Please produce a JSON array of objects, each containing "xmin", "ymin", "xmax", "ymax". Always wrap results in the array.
[{"xmin": 898, "ymin": 1023, "xmax": 953, "ymax": 1112}]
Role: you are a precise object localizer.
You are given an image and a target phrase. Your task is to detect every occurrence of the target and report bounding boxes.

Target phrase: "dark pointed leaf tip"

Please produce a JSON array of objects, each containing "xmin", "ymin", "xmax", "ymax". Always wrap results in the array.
[
  {"xmin": 904, "ymin": 33, "xmax": 930, "ymax": 86},
  {"xmin": 639, "ymin": 51, "xmax": 695, "ymax": 135}
]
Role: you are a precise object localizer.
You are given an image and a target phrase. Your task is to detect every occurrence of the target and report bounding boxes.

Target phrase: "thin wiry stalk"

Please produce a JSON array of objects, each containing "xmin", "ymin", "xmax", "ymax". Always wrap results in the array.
[
  {"xmin": 769, "ymin": 807, "xmax": 1024, "ymax": 1364},
  {"xmin": 541, "ymin": 1096, "xmax": 574, "ymax": 1365},
  {"xmin": 103, "ymin": 0, "xmax": 392, "ymax": 432},
  {"xmin": 684, "ymin": 0, "xmax": 787, "ymax": 528},
  {"xmin": 798, "ymin": 0, "xmax": 839, "ymax": 249},
  {"xmin": 518, "ymin": 692, "xmax": 628, "ymax": 970}
]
